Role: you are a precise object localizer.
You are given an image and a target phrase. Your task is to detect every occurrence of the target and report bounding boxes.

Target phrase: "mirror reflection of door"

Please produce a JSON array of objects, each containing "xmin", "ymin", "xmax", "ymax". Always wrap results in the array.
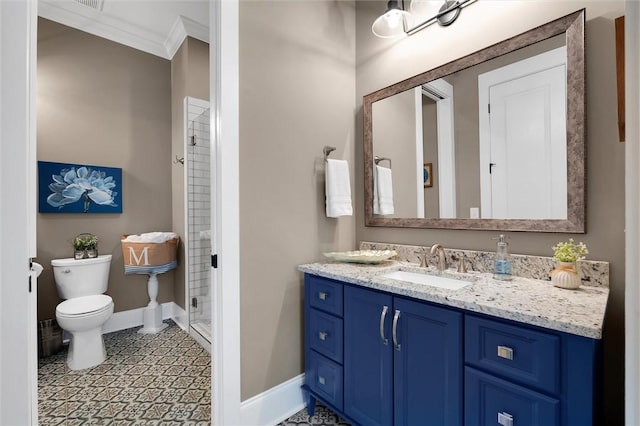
[{"xmin": 478, "ymin": 47, "xmax": 567, "ymax": 220}]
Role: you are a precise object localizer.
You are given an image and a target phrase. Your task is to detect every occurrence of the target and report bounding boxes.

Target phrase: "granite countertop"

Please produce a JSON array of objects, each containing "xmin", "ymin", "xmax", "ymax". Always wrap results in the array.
[{"xmin": 298, "ymin": 261, "xmax": 609, "ymax": 339}]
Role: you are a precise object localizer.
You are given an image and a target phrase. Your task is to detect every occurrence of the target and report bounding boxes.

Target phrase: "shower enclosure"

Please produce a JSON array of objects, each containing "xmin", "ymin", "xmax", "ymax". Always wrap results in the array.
[{"xmin": 185, "ymin": 97, "xmax": 212, "ymax": 345}]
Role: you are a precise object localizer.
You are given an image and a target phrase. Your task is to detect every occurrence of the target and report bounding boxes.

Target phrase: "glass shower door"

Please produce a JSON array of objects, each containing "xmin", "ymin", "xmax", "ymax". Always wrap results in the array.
[{"xmin": 187, "ymin": 102, "xmax": 211, "ymax": 343}]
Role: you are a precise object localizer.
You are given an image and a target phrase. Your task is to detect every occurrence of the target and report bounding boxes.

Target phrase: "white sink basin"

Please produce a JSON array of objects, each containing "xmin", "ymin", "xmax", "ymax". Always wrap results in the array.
[{"xmin": 380, "ymin": 270, "xmax": 472, "ymax": 291}]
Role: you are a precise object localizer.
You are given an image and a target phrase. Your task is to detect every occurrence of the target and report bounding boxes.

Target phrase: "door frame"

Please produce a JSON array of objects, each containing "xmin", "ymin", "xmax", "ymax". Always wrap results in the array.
[
  {"xmin": 0, "ymin": 0, "xmax": 242, "ymax": 423},
  {"xmin": 211, "ymin": 0, "xmax": 242, "ymax": 423},
  {"xmin": 0, "ymin": 0, "xmax": 38, "ymax": 423}
]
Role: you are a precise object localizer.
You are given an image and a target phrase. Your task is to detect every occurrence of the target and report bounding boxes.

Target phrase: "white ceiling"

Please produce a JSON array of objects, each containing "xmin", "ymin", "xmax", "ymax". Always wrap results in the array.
[{"xmin": 38, "ymin": 0, "xmax": 209, "ymax": 59}]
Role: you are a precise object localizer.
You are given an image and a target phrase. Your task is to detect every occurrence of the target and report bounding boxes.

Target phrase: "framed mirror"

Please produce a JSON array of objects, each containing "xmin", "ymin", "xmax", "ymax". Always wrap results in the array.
[{"xmin": 364, "ymin": 10, "xmax": 585, "ymax": 232}]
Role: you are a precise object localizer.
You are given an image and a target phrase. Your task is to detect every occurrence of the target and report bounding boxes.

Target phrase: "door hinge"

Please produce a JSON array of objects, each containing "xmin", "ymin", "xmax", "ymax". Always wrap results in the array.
[
  {"xmin": 29, "ymin": 275, "xmax": 32, "ymax": 293},
  {"xmin": 488, "ymin": 103, "xmax": 491, "ymax": 113},
  {"xmin": 191, "ymin": 297, "xmax": 198, "ymax": 309},
  {"xmin": 211, "ymin": 254, "xmax": 218, "ymax": 269},
  {"xmin": 489, "ymin": 162, "xmax": 497, "ymax": 174}
]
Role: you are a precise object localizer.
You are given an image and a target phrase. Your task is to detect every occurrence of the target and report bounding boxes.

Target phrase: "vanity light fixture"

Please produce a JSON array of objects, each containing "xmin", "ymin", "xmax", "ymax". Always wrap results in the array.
[
  {"xmin": 371, "ymin": 0, "xmax": 413, "ymax": 38},
  {"xmin": 372, "ymin": 0, "xmax": 476, "ymax": 39}
]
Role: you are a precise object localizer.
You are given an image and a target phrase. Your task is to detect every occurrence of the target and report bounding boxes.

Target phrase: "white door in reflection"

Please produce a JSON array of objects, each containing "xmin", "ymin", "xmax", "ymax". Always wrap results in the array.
[{"xmin": 479, "ymin": 47, "xmax": 567, "ymax": 220}]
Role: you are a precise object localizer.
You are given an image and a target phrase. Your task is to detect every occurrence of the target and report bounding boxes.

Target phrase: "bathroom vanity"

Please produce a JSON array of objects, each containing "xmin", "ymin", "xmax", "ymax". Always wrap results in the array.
[{"xmin": 299, "ymin": 261, "xmax": 608, "ymax": 426}]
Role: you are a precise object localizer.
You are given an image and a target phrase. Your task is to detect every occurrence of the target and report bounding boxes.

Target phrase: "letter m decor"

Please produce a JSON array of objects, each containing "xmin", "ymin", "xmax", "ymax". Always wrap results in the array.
[
  {"xmin": 121, "ymin": 237, "xmax": 180, "ymax": 275},
  {"xmin": 128, "ymin": 246, "xmax": 150, "ymax": 266}
]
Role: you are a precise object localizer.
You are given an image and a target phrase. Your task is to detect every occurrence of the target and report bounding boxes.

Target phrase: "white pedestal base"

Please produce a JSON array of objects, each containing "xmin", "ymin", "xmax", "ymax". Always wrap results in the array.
[
  {"xmin": 138, "ymin": 305, "xmax": 168, "ymax": 334},
  {"xmin": 137, "ymin": 273, "xmax": 168, "ymax": 334}
]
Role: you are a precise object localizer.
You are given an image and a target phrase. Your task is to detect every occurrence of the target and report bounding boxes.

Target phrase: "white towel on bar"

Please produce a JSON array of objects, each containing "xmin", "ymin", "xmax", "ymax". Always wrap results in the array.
[
  {"xmin": 374, "ymin": 165, "xmax": 394, "ymax": 215},
  {"xmin": 325, "ymin": 159, "xmax": 353, "ymax": 217}
]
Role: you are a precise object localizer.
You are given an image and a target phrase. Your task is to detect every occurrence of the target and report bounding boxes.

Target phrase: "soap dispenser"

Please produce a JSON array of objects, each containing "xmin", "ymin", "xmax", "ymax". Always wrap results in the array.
[{"xmin": 493, "ymin": 234, "xmax": 512, "ymax": 281}]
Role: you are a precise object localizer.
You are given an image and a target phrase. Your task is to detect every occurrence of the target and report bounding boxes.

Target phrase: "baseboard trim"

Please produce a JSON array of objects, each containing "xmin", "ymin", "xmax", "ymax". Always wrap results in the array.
[
  {"xmin": 102, "ymin": 302, "xmax": 184, "ymax": 334},
  {"xmin": 239, "ymin": 373, "xmax": 306, "ymax": 426},
  {"xmin": 171, "ymin": 303, "xmax": 188, "ymax": 331}
]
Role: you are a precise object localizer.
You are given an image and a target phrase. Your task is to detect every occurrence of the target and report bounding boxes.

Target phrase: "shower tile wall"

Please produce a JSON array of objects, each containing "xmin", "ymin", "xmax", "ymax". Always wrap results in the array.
[{"xmin": 186, "ymin": 97, "xmax": 211, "ymax": 339}]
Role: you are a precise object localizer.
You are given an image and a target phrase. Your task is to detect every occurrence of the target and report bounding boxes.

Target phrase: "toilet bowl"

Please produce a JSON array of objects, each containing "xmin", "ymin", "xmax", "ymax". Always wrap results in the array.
[{"xmin": 51, "ymin": 255, "xmax": 113, "ymax": 370}]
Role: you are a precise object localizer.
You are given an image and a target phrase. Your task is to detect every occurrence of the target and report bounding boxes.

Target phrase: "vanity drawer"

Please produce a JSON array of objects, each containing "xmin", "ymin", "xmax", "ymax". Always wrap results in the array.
[
  {"xmin": 307, "ymin": 275, "xmax": 343, "ymax": 317},
  {"xmin": 307, "ymin": 350, "xmax": 343, "ymax": 411},
  {"xmin": 465, "ymin": 367, "xmax": 559, "ymax": 426},
  {"xmin": 465, "ymin": 315, "xmax": 559, "ymax": 394},
  {"xmin": 309, "ymin": 308, "xmax": 343, "ymax": 363}
]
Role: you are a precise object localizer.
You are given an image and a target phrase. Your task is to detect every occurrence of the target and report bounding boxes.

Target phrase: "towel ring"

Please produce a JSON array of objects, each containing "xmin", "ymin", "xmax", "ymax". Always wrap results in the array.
[
  {"xmin": 374, "ymin": 156, "xmax": 392, "ymax": 169},
  {"xmin": 323, "ymin": 146, "xmax": 336, "ymax": 161}
]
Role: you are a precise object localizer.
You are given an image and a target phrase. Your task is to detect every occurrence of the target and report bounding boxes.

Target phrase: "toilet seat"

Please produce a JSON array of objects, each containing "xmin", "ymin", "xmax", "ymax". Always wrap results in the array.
[{"xmin": 56, "ymin": 295, "xmax": 113, "ymax": 318}]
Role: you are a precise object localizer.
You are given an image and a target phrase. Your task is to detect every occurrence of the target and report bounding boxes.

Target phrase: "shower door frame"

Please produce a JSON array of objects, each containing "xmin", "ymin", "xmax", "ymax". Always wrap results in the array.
[{"xmin": 183, "ymin": 96, "xmax": 212, "ymax": 350}]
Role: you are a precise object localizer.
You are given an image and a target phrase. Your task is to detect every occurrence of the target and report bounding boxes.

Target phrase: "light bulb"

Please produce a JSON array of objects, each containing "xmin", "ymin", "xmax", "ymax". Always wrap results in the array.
[{"xmin": 384, "ymin": 9, "xmax": 403, "ymax": 29}]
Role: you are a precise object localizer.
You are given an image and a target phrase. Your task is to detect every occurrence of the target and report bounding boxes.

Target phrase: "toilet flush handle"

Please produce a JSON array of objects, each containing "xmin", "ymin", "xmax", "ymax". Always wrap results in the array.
[{"xmin": 62, "ymin": 269, "xmax": 71, "ymax": 273}]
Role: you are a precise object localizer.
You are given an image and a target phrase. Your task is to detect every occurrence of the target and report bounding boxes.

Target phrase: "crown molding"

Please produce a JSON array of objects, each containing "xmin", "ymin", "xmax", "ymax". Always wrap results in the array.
[
  {"xmin": 165, "ymin": 15, "xmax": 210, "ymax": 59},
  {"xmin": 38, "ymin": 1, "xmax": 209, "ymax": 60}
]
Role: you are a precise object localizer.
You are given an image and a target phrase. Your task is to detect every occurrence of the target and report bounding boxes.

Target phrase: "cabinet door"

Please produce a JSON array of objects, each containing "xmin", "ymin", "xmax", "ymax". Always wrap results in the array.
[
  {"xmin": 393, "ymin": 297, "xmax": 463, "ymax": 426},
  {"xmin": 344, "ymin": 286, "xmax": 393, "ymax": 426}
]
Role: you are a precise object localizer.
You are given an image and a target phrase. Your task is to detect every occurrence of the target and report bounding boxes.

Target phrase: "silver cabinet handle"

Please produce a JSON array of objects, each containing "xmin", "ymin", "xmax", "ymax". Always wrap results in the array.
[
  {"xmin": 497, "ymin": 345, "xmax": 514, "ymax": 360},
  {"xmin": 392, "ymin": 310, "xmax": 401, "ymax": 351},
  {"xmin": 380, "ymin": 305, "xmax": 389, "ymax": 345},
  {"xmin": 318, "ymin": 331, "xmax": 328, "ymax": 341},
  {"xmin": 497, "ymin": 412, "xmax": 513, "ymax": 426},
  {"xmin": 318, "ymin": 376, "xmax": 326, "ymax": 385},
  {"xmin": 318, "ymin": 291, "xmax": 327, "ymax": 300}
]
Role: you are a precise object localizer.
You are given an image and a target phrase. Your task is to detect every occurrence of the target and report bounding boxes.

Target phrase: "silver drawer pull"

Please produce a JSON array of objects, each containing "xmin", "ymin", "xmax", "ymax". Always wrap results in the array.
[
  {"xmin": 318, "ymin": 331, "xmax": 328, "ymax": 341},
  {"xmin": 497, "ymin": 345, "xmax": 514, "ymax": 360},
  {"xmin": 318, "ymin": 291, "xmax": 328, "ymax": 300},
  {"xmin": 497, "ymin": 411, "xmax": 513, "ymax": 426},
  {"xmin": 318, "ymin": 376, "xmax": 326, "ymax": 385}
]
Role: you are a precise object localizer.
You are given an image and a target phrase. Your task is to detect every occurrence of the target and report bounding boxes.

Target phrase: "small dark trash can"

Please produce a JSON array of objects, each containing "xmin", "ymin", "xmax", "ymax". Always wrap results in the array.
[{"xmin": 38, "ymin": 319, "xmax": 63, "ymax": 358}]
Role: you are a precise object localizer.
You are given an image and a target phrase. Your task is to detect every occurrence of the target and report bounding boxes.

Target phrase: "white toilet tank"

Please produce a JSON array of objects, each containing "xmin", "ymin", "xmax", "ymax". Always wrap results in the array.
[{"xmin": 51, "ymin": 254, "xmax": 112, "ymax": 299}]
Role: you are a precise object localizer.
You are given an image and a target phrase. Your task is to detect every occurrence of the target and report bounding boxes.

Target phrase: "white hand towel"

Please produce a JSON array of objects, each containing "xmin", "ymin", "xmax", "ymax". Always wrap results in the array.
[
  {"xmin": 374, "ymin": 165, "xmax": 394, "ymax": 215},
  {"xmin": 325, "ymin": 159, "xmax": 353, "ymax": 217}
]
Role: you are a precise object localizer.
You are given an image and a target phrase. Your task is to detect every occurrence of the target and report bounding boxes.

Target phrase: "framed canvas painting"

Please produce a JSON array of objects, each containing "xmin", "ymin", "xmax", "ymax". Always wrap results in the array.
[{"xmin": 38, "ymin": 161, "xmax": 123, "ymax": 213}]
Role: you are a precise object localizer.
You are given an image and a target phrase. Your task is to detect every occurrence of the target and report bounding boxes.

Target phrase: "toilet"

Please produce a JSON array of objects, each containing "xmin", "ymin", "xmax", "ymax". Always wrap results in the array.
[{"xmin": 51, "ymin": 254, "xmax": 114, "ymax": 370}]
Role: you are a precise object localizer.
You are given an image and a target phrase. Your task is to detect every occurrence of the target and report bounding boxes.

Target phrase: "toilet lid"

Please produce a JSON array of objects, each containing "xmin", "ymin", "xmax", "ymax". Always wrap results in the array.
[{"xmin": 56, "ymin": 295, "xmax": 113, "ymax": 316}]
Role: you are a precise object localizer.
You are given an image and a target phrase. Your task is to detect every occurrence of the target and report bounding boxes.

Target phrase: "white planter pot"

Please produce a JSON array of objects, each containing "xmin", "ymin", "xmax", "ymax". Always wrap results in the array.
[{"xmin": 551, "ymin": 261, "xmax": 581, "ymax": 289}]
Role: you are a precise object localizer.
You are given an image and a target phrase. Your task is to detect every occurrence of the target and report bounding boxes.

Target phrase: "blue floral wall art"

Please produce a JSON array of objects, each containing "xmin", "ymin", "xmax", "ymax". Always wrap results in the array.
[{"xmin": 38, "ymin": 161, "xmax": 123, "ymax": 213}]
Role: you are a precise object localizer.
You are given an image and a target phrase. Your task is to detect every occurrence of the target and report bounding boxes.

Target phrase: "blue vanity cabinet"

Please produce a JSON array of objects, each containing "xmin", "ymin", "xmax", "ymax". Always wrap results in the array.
[
  {"xmin": 342, "ymin": 285, "xmax": 463, "ymax": 426},
  {"xmin": 304, "ymin": 274, "xmax": 345, "ymax": 413},
  {"xmin": 464, "ymin": 314, "xmax": 600, "ymax": 425},
  {"xmin": 302, "ymin": 273, "xmax": 601, "ymax": 426},
  {"xmin": 343, "ymin": 285, "xmax": 393, "ymax": 426}
]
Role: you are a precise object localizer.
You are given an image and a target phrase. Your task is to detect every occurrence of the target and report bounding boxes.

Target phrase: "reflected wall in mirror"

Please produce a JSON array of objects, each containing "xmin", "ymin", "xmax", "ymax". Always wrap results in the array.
[{"xmin": 364, "ymin": 10, "xmax": 585, "ymax": 232}]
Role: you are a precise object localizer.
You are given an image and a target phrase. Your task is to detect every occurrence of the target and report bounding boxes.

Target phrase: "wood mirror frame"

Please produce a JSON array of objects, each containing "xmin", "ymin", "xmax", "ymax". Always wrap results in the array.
[{"xmin": 364, "ymin": 10, "xmax": 585, "ymax": 233}]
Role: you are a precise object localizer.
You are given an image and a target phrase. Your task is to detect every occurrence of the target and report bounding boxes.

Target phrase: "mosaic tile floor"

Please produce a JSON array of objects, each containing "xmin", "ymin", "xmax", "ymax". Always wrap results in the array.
[
  {"xmin": 38, "ymin": 320, "xmax": 211, "ymax": 425},
  {"xmin": 279, "ymin": 403, "xmax": 350, "ymax": 426}
]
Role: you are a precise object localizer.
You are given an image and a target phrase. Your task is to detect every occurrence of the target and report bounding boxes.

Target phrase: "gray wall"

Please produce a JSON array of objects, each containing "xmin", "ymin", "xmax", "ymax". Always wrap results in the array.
[
  {"xmin": 36, "ymin": 18, "xmax": 173, "ymax": 320},
  {"xmin": 355, "ymin": 2, "xmax": 625, "ymax": 423},
  {"xmin": 372, "ymin": 88, "xmax": 418, "ymax": 217},
  {"xmin": 239, "ymin": 0, "xmax": 356, "ymax": 400},
  {"xmin": 171, "ymin": 37, "xmax": 210, "ymax": 309}
]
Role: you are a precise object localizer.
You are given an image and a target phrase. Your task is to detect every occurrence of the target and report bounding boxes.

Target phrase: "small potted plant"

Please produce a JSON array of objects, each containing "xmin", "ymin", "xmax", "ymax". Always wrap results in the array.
[
  {"xmin": 551, "ymin": 238, "xmax": 588, "ymax": 289},
  {"xmin": 73, "ymin": 234, "xmax": 98, "ymax": 259}
]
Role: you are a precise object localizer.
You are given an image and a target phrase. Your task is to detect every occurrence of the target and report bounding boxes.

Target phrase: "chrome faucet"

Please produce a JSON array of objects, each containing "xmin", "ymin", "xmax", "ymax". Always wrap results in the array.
[{"xmin": 430, "ymin": 244, "xmax": 447, "ymax": 272}]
